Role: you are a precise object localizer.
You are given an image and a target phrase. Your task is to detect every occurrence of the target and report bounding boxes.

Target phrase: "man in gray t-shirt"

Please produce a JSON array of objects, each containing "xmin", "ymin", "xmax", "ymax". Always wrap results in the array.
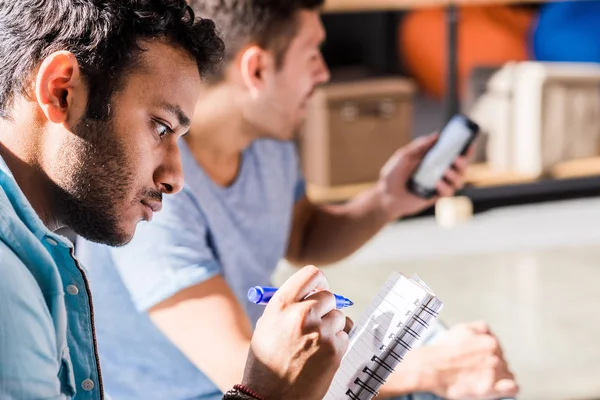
[{"xmin": 76, "ymin": 1, "xmax": 519, "ymax": 400}]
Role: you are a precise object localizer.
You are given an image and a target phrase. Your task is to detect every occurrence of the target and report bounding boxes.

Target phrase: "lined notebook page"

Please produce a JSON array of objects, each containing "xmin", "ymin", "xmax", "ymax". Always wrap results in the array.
[{"xmin": 324, "ymin": 272, "xmax": 442, "ymax": 400}]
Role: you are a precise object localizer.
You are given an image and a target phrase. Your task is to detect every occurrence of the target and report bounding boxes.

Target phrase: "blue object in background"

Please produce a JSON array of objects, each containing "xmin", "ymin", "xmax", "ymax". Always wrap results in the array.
[{"xmin": 532, "ymin": 0, "xmax": 600, "ymax": 63}]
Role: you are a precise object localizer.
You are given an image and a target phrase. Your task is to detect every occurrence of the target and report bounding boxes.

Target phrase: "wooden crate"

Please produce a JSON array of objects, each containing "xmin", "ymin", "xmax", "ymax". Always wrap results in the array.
[
  {"xmin": 299, "ymin": 77, "xmax": 415, "ymax": 187},
  {"xmin": 470, "ymin": 62, "xmax": 600, "ymax": 176}
]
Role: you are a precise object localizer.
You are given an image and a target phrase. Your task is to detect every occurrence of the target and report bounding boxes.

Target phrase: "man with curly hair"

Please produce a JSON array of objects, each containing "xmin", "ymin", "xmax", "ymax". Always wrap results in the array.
[{"xmin": 0, "ymin": 1, "xmax": 354, "ymax": 399}]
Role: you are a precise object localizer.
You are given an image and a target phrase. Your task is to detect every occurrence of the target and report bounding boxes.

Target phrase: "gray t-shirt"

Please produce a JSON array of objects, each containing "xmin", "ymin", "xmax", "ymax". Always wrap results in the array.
[{"xmin": 76, "ymin": 138, "xmax": 304, "ymax": 400}]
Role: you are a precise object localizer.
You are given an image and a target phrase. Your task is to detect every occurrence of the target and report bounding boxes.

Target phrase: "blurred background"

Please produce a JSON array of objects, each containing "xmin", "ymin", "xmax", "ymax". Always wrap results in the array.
[{"xmin": 277, "ymin": 1, "xmax": 600, "ymax": 399}]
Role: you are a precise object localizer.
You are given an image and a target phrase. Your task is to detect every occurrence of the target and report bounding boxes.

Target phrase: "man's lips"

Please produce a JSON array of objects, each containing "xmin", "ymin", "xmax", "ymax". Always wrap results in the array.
[{"xmin": 141, "ymin": 199, "xmax": 162, "ymax": 213}]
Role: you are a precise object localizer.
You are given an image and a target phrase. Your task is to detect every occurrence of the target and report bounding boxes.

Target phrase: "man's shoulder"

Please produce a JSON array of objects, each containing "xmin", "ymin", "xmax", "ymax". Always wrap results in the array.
[
  {"xmin": 0, "ymin": 178, "xmax": 20, "ymax": 228},
  {"xmin": 0, "ymin": 240, "xmax": 25, "ymax": 269},
  {"xmin": 0, "ymin": 240, "xmax": 54, "ymax": 334},
  {"xmin": 0, "ymin": 241, "xmax": 64, "ymax": 400},
  {"xmin": 0, "ymin": 171, "xmax": 49, "ymax": 250},
  {"xmin": 0, "ymin": 241, "xmax": 46, "ymax": 299}
]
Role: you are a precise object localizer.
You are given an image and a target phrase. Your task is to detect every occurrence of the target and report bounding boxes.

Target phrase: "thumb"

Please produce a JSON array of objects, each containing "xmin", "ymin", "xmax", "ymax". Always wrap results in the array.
[
  {"xmin": 405, "ymin": 132, "xmax": 438, "ymax": 157},
  {"xmin": 494, "ymin": 378, "xmax": 519, "ymax": 397},
  {"xmin": 275, "ymin": 265, "xmax": 329, "ymax": 304},
  {"xmin": 380, "ymin": 133, "xmax": 438, "ymax": 179}
]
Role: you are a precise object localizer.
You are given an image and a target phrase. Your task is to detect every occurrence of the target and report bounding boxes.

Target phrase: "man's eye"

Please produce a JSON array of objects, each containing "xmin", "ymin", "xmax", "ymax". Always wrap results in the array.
[{"xmin": 153, "ymin": 121, "xmax": 172, "ymax": 139}]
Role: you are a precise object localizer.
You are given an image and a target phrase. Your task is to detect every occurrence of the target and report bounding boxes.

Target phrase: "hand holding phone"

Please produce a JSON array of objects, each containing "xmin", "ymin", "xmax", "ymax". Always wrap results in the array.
[{"xmin": 407, "ymin": 114, "xmax": 479, "ymax": 199}]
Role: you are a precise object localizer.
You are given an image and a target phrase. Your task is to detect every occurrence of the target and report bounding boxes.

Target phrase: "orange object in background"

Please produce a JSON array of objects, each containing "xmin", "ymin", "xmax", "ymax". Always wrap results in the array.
[{"xmin": 398, "ymin": 6, "xmax": 535, "ymax": 99}]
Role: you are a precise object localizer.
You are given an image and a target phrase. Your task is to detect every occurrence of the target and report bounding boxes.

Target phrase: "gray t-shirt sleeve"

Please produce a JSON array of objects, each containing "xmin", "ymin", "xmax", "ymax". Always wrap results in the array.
[{"xmin": 110, "ymin": 189, "xmax": 222, "ymax": 312}]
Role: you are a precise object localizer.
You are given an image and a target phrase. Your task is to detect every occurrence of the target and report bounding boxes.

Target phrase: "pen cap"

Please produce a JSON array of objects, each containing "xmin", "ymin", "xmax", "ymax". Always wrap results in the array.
[{"xmin": 247, "ymin": 287, "xmax": 265, "ymax": 304}]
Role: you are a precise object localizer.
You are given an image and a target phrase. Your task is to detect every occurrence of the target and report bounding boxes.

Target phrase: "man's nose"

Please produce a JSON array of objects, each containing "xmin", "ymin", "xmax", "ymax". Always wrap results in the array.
[
  {"xmin": 155, "ymin": 144, "xmax": 184, "ymax": 195},
  {"xmin": 316, "ymin": 54, "xmax": 331, "ymax": 84}
]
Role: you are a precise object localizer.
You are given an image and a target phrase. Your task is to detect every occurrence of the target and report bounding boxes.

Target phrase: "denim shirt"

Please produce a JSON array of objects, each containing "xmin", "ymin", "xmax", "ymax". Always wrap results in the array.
[{"xmin": 0, "ymin": 156, "xmax": 103, "ymax": 399}]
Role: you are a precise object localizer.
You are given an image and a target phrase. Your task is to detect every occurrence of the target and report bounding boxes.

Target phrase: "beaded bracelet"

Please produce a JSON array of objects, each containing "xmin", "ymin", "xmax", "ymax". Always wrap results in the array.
[
  {"xmin": 234, "ymin": 384, "xmax": 265, "ymax": 400},
  {"xmin": 223, "ymin": 384, "xmax": 265, "ymax": 400},
  {"xmin": 223, "ymin": 388, "xmax": 255, "ymax": 400}
]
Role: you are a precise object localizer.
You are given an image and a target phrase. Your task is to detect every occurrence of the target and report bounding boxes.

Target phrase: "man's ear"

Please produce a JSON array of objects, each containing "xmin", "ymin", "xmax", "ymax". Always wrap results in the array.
[
  {"xmin": 35, "ymin": 51, "xmax": 87, "ymax": 125},
  {"xmin": 239, "ymin": 45, "xmax": 274, "ymax": 97}
]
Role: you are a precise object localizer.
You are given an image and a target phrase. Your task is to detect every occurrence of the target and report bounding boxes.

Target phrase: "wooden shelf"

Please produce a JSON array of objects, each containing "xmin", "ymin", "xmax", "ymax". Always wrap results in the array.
[
  {"xmin": 462, "ymin": 158, "xmax": 600, "ymax": 206},
  {"xmin": 465, "ymin": 157, "xmax": 600, "ymax": 187},
  {"xmin": 550, "ymin": 157, "xmax": 600, "ymax": 180},
  {"xmin": 464, "ymin": 163, "xmax": 539, "ymax": 187},
  {"xmin": 307, "ymin": 182, "xmax": 375, "ymax": 204},
  {"xmin": 307, "ymin": 157, "xmax": 600, "ymax": 204},
  {"xmin": 324, "ymin": 0, "xmax": 548, "ymax": 13}
]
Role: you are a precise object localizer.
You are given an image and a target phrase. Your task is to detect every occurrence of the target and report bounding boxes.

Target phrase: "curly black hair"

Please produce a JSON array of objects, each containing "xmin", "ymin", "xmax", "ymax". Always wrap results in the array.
[
  {"xmin": 188, "ymin": 0, "xmax": 324, "ymax": 78},
  {"xmin": 0, "ymin": 0, "xmax": 225, "ymax": 119}
]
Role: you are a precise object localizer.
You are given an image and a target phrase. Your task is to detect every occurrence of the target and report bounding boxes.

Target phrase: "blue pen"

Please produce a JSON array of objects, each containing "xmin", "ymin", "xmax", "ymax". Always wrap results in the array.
[{"xmin": 247, "ymin": 286, "xmax": 354, "ymax": 309}]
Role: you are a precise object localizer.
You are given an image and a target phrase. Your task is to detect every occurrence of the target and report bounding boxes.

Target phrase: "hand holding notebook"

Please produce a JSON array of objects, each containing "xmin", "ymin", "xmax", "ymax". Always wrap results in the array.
[
  {"xmin": 389, "ymin": 322, "xmax": 519, "ymax": 400},
  {"xmin": 325, "ymin": 272, "xmax": 443, "ymax": 399},
  {"xmin": 403, "ymin": 322, "xmax": 518, "ymax": 400},
  {"xmin": 323, "ymin": 272, "xmax": 518, "ymax": 400}
]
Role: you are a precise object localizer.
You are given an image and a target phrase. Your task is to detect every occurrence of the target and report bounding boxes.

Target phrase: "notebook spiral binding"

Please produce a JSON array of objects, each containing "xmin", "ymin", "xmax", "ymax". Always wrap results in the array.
[{"xmin": 345, "ymin": 296, "xmax": 443, "ymax": 400}]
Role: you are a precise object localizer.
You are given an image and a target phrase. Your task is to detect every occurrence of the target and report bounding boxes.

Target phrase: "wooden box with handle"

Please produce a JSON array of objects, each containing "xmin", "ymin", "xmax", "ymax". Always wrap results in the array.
[{"xmin": 299, "ymin": 77, "xmax": 416, "ymax": 188}]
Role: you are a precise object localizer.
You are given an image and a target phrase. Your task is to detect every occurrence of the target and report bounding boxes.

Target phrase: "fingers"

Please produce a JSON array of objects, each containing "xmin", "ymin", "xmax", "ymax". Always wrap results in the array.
[
  {"xmin": 487, "ymin": 345, "xmax": 518, "ymax": 398},
  {"xmin": 275, "ymin": 265, "xmax": 329, "ymax": 304},
  {"xmin": 322, "ymin": 310, "xmax": 352, "ymax": 360},
  {"xmin": 466, "ymin": 321, "xmax": 491, "ymax": 335},
  {"xmin": 453, "ymin": 156, "xmax": 469, "ymax": 174},
  {"xmin": 321, "ymin": 309, "xmax": 347, "ymax": 336},
  {"xmin": 436, "ymin": 180, "xmax": 455, "ymax": 197},
  {"xmin": 335, "ymin": 329, "xmax": 351, "ymax": 356},
  {"xmin": 344, "ymin": 316, "xmax": 354, "ymax": 334},
  {"xmin": 463, "ymin": 143, "xmax": 477, "ymax": 161},
  {"xmin": 304, "ymin": 290, "xmax": 337, "ymax": 318},
  {"xmin": 436, "ymin": 156, "xmax": 468, "ymax": 197},
  {"xmin": 494, "ymin": 378, "xmax": 520, "ymax": 397},
  {"xmin": 443, "ymin": 168, "xmax": 465, "ymax": 191}
]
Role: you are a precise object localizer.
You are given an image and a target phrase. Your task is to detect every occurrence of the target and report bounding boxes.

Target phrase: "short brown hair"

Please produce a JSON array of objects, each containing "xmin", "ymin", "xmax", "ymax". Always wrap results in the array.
[{"xmin": 188, "ymin": 0, "xmax": 324, "ymax": 78}]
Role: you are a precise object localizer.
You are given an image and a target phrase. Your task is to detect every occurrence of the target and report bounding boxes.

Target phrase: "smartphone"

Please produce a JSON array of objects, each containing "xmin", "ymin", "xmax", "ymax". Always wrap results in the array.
[{"xmin": 407, "ymin": 114, "xmax": 480, "ymax": 199}]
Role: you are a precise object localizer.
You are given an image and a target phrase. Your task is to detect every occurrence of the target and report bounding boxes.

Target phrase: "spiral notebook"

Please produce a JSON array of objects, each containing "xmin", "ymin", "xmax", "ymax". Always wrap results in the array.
[{"xmin": 324, "ymin": 272, "xmax": 443, "ymax": 400}]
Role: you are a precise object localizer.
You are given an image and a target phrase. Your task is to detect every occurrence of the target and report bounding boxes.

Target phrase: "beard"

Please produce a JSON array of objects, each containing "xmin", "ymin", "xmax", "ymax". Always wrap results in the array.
[{"xmin": 51, "ymin": 114, "xmax": 141, "ymax": 247}]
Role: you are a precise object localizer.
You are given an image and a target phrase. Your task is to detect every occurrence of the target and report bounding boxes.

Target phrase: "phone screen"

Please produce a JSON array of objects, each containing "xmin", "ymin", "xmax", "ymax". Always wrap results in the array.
[{"xmin": 412, "ymin": 116, "xmax": 474, "ymax": 190}]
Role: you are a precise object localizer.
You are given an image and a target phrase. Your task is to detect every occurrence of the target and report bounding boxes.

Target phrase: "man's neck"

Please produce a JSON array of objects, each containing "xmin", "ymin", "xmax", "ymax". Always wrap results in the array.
[
  {"xmin": 186, "ymin": 86, "xmax": 256, "ymax": 187},
  {"xmin": 0, "ymin": 120, "xmax": 61, "ymax": 231}
]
